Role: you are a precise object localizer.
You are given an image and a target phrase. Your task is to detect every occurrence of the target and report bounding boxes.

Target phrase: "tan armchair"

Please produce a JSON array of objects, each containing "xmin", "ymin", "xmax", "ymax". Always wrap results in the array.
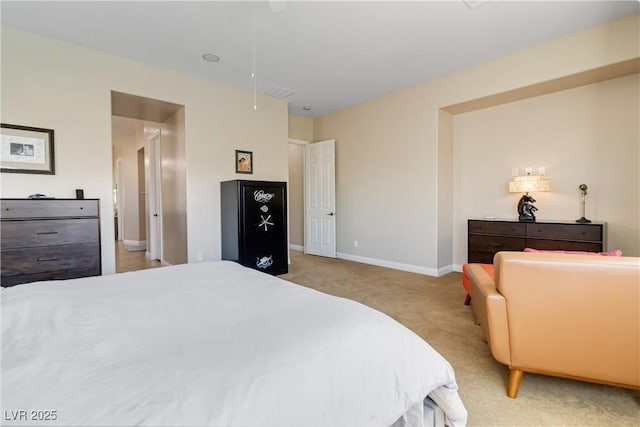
[{"xmin": 468, "ymin": 251, "xmax": 640, "ymax": 398}]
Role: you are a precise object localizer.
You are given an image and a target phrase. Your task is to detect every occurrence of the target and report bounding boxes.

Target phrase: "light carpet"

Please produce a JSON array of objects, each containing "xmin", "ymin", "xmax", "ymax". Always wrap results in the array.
[{"xmin": 280, "ymin": 251, "xmax": 639, "ymax": 427}]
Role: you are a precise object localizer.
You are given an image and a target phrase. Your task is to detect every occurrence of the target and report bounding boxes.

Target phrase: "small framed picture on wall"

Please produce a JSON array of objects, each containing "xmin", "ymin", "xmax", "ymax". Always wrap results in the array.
[{"xmin": 235, "ymin": 150, "xmax": 253, "ymax": 174}]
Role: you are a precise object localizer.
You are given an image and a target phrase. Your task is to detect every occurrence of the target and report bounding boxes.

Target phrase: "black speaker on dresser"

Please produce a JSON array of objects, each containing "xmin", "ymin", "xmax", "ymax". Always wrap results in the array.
[{"xmin": 221, "ymin": 180, "xmax": 288, "ymax": 275}]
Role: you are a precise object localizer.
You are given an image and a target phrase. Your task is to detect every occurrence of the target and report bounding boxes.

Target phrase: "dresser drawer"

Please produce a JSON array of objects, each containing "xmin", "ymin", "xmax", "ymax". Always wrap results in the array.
[
  {"xmin": 1, "ymin": 218, "xmax": 99, "ymax": 249},
  {"xmin": 1, "ymin": 243, "xmax": 100, "ymax": 278},
  {"xmin": 1, "ymin": 199, "xmax": 98, "ymax": 219},
  {"xmin": 526, "ymin": 223, "xmax": 602, "ymax": 242},
  {"xmin": 525, "ymin": 239, "xmax": 603, "ymax": 252},
  {"xmin": 469, "ymin": 235, "xmax": 526, "ymax": 253},
  {"xmin": 468, "ymin": 220, "xmax": 526, "ymax": 237}
]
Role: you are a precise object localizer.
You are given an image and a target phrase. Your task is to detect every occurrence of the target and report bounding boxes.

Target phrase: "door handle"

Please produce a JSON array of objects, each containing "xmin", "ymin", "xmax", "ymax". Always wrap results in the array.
[
  {"xmin": 153, "ymin": 213, "xmax": 158, "ymax": 217},
  {"xmin": 327, "ymin": 212, "xmax": 334, "ymax": 216}
]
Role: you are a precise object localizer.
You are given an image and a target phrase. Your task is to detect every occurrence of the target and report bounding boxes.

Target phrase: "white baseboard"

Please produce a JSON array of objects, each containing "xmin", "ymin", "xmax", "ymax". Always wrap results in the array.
[
  {"xmin": 292, "ymin": 248, "xmax": 461, "ymax": 277},
  {"xmin": 337, "ymin": 252, "xmax": 442, "ymax": 277},
  {"xmin": 124, "ymin": 240, "xmax": 146, "ymax": 252},
  {"xmin": 437, "ymin": 265, "xmax": 454, "ymax": 276},
  {"xmin": 161, "ymin": 258, "xmax": 172, "ymax": 266}
]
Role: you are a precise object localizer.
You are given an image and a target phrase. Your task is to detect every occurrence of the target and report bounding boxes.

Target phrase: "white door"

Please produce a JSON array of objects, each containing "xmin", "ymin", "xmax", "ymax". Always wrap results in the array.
[
  {"xmin": 305, "ymin": 139, "xmax": 336, "ymax": 257},
  {"xmin": 147, "ymin": 131, "xmax": 163, "ymax": 261}
]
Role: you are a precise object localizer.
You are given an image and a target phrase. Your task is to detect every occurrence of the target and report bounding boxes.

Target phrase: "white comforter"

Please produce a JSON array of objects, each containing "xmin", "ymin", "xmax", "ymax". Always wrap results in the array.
[{"xmin": 1, "ymin": 261, "xmax": 467, "ymax": 427}]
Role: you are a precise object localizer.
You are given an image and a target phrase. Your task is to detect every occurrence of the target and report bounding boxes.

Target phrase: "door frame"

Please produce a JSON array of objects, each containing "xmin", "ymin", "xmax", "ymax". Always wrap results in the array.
[
  {"xmin": 288, "ymin": 138, "xmax": 309, "ymax": 259},
  {"xmin": 115, "ymin": 158, "xmax": 125, "ymax": 242},
  {"xmin": 146, "ymin": 129, "xmax": 163, "ymax": 262}
]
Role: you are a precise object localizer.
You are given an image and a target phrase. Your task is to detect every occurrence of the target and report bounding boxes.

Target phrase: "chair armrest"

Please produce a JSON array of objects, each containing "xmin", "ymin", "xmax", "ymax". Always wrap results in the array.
[{"xmin": 468, "ymin": 265, "xmax": 511, "ymax": 365}]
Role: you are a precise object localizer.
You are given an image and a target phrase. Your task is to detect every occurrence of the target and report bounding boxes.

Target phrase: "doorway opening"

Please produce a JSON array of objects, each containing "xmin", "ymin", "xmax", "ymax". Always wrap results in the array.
[
  {"xmin": 287, "ymin": 138, "xmax": 336, "ymax": 259},
  {"xmin": 111, "ymin": 91, "xmax": 188, "ymax": 273}
]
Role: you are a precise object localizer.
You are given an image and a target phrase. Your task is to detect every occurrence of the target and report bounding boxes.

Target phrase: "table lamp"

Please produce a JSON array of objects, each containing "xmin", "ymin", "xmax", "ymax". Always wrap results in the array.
[{"xmin": 509, "ymin": 173, "xmax": 550, "ymax": 222}]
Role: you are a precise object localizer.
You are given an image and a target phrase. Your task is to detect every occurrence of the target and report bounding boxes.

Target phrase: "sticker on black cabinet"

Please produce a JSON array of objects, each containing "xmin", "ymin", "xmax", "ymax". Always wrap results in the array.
[
  {"xmin": 258, "ymin": 215, "xmax": 274, "ymax": 232},
  {"xmin": 257, "ymin": 256, "xmax": 273, "ymax": 269},
  {"xmin": 254, "ymin": 190, "xmax": 275, "ymax": 203}
]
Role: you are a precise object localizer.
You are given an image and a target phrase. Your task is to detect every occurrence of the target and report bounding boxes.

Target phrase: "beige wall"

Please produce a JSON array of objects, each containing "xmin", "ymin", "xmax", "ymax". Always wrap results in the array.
[
  {"xmin": 453, "ymin": 74, "xmax": 639, "ymax": 263},
  {"xmin": 160, "ymin": 108, "xmax": 188, "ymax": 265},
  {"xmin": 1, "ymin": 28, "xmax": 288, "ymax": 274},
  {"xmin": 288, "ymin": 114, "xmax": 314, "ymax": 141},
  {"xmin": 287, "ymin": 114, "xmax": 314, "ymax": 248},
  {"xmin": 314, "ymin": 13, "xmax": 639, "ymax": 274},
  {"xmin": 437, "ymin": 110, "xmax": 454, "ymax": 271},
  {"xmin": 288, "ymin": 143, "xmax": 305, "ymax": 247}
]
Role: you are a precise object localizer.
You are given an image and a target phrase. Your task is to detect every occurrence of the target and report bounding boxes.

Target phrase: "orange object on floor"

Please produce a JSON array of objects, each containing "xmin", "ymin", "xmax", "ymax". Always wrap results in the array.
[{"xmin": 462, "ymin": 263, "xmax": 494, "ymax": 305}]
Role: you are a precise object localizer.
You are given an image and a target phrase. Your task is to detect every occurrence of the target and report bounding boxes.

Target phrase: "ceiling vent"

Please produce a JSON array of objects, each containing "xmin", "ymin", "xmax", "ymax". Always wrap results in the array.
[{"xmin": 265, "ymin": 86, "xmax": 295, "ymax": 99}]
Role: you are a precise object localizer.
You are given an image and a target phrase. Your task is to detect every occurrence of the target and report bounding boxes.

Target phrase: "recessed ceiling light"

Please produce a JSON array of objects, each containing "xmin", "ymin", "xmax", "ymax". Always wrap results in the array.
[
  {"xmin": 202, "ymin": 53, "xmax": 221, "ymax": 63},
  {"xmin": 302, "ymin": 105, "xmax": 312, "ymax": 111}
]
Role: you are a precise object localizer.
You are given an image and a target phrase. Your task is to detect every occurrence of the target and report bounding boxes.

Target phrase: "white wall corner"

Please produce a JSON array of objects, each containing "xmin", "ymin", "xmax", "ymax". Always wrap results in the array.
[
  {"xmin": 289, "ymin": 244, "xmax": 304, "ymax": 252},
  {"xmin": 436, "ymin": 265, "xmax": 455, "ymax": 276}
]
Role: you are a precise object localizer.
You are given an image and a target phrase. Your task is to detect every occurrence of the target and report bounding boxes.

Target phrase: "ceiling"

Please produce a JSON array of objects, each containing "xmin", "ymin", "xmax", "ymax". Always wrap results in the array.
[{"xmin": 2, "ymin": 1, "xmax": 638, "ymax": 118}]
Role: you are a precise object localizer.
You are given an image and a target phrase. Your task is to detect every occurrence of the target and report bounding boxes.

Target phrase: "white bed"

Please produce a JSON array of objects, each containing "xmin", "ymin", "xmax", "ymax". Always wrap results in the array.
[{"xmin": 1, "ymin": 261, "xmax": 467, "ymax": 427}]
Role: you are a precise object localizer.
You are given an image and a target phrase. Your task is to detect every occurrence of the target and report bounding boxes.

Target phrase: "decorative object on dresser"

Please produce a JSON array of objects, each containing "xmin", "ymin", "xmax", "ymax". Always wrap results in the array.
[
  {"xmin": 221, "ymin": 180, "xmax": 288, "ymax": 275},
  {"xmin": 508, "ymin": 172, "xmax": 550, "ymax": 222},
  {"xmin": 0, "ymin": 123, "xmax": 55, "ymax": 175},
  {"xmin": 1, "ymin": 198, "xmax": 101, "ymax": 287},
  {"xmin": 576, "ymin": 183, "xmax": 591, "ymax": 223},
  {"xmin": 467, "ymin": 218, "xmax": 606, "ymax": 264}
]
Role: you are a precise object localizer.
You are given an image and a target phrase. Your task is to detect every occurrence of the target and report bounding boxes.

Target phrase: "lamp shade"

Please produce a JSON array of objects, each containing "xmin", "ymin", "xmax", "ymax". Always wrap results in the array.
[{"xmin": 509, "ymin": 175, "xmax": 550, "ymax": 193}]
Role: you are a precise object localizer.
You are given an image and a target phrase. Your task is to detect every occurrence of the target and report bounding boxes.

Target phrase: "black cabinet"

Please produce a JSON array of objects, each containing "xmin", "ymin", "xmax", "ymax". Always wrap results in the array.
[{"xmin": 221, "ymin": 180, "xmax": 288, "ymax": 275}]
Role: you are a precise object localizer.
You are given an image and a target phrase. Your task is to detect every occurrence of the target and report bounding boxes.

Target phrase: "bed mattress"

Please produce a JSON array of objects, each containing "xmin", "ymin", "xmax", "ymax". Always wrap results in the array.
[{"xmin": 1, "ymin": 261, "xmax": 467, "ymax": 426}]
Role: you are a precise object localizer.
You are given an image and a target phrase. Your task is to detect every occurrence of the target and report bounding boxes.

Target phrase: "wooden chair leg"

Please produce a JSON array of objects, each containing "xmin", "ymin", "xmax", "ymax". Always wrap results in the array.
[
  {"xmin": 507, "ymin": 368, "xmax": 523, "ymax": 399},
  {"xmin": 464, "ymin": 294, "xmax": 471, "ymax": 305}
]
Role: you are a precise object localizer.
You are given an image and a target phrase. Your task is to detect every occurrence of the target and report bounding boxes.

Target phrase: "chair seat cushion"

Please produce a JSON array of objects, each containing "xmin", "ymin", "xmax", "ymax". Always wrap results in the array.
[{"xmin": 462, "ymin": 263, "xmax": 494, "ymax": 295}]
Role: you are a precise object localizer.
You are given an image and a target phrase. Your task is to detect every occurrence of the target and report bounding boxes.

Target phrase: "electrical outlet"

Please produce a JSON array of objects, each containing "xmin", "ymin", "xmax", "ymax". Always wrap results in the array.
[
  {"xmin": 196, "ymin": 251, "xmax": 203, "ymax": 262},
  {"xmin": 538, "ymin": 166, "xmax": 546, "ymax": 175},
  {"xmin": 511, "ymin": 168, "xmax": 519, "ymax": 177},
  {"xmin": 354, "ymin": 240, "xmax": 359, "ymax": 248}
]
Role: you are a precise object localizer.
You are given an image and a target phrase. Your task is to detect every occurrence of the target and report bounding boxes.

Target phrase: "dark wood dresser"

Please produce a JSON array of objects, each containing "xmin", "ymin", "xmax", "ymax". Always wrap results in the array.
[
  {"xmin": 468, "ymin": 219, "xmax": 606, "ymax": 264},
  {"xmin": 1, "ymin": 198, "xmax": 102, "ymax": 287}
]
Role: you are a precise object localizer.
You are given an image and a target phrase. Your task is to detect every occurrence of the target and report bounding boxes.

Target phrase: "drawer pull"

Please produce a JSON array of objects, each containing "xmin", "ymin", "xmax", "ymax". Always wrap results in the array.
[
  {"xmin": 488, "ymin": 243, "xmax": 503, "ymax": 247},
  {"xmin": 37, "ymin": 256, "xmax": 60, "ymax": 262},
  {"xmin": 36, "ymin": 231, "xmax": 58, "ymax": 235}
]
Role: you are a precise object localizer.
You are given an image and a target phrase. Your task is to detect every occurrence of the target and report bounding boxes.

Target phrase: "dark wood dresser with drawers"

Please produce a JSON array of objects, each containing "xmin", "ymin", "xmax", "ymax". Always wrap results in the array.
[
  {"xmin": 468, "ymin": 218, "xmax": 606, "ymax": 264},
  {"xmin": 1, "ymin": 198, "xmax": 102, "ymax": 287}
]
